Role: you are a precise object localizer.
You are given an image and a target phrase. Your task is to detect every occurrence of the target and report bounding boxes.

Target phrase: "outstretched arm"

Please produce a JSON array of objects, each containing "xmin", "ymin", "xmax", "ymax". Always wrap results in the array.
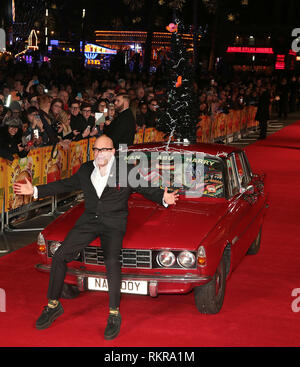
[{"xmin": 13, "ymin": 172, "xmax": 82, "ymax": 199}]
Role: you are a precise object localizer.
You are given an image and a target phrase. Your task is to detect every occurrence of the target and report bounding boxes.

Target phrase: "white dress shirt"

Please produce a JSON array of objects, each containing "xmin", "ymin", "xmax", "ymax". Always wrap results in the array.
[{"xmin": 91, "ymin": 155, "xmax": 115, "ymax": 198}]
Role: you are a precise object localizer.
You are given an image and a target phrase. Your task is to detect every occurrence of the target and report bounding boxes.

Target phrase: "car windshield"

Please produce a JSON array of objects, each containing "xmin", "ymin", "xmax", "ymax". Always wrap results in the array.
[{"xmin": 124, "ymin": 150, "xmax": 224, "ymax": 198}]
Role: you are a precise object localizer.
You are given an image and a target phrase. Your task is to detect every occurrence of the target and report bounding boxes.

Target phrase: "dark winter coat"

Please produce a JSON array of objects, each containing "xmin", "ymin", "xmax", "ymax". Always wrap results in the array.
[
  {"xmin": 105, "ymin": 108, "xmax": 136, "ymax": 148},
  {"xmin": 0, "ymin": 125, "xmax": 28, "ymax": 160},
  {"xmin": 70, "ymin": 114, "xmax": 89, "ymax": 141},
  {"xmin": 255, "ymin": 90, "xmax": 270, "ymax": 122}
]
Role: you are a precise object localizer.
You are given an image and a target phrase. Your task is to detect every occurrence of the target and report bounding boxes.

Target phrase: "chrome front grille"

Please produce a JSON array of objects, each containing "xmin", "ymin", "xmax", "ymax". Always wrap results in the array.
[{"xmin": 83, "ymin": 247, "xmax": 152, "ymax": 269}]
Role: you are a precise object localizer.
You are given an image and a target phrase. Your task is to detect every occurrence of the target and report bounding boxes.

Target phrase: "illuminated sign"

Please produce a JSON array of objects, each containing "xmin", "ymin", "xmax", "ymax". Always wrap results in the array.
[
  {"xmin": 27, "ymin": 30, "xmax": 38, "ymax": 50},
  {"xmin": 226, "ymin": 47, "xmax": 274, "ymax": 54},
  {"xmin": 86, "ymin": 59, "xmax": 101, "ymax": 66},
  {"xmin": 275, "ymin": 55, "xmax": 285, "ymax": 70},
  {"xmin": 12, "ymin": 0, "xmax": 15, "ymax": 23},
  {"xmin": 84, "ymin": 43, "xmax": 117, "ymax": 60}
]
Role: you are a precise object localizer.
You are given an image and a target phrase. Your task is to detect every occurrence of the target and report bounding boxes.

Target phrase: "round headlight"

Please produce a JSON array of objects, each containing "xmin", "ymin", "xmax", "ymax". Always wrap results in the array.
[
  {"xmin": 178, "ymin": 251, "xmax": 196, "ymax": 268},
  {"xmin": 157, "ymin": 251, "xmax": 176, "ymax": 267},
  {"xmin": 49, "ymin": 241, "xmax": 61, "ymax": 256}
]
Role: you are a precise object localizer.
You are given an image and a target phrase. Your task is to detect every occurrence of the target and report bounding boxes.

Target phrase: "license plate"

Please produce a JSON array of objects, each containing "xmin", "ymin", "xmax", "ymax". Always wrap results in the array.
[{"xmin": 87, "ymin": 277, "xmax": 148, "ymax": 295}]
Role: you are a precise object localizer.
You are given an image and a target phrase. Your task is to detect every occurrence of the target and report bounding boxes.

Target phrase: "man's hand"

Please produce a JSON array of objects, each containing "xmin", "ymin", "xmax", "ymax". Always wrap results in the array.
[
  {"xmin": 89, "ymin": 127, "xmax": 98, "ymax": 136},
  {"xmin": 163, "ymin": 187, "xmax": 179, "ymax": 205},
  {"xmin": 13, "ymin": 177, "xmax": 34, "ymax": 196},
  {"xmin": 82, "ymin": 127, "xmax": 90, "ymax": 138}
]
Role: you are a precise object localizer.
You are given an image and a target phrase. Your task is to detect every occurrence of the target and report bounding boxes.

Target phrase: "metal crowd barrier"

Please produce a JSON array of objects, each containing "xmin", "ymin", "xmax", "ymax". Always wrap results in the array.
[{"xmin": 0, "ymin": 201, "xmax": 9, "ymax": 254}]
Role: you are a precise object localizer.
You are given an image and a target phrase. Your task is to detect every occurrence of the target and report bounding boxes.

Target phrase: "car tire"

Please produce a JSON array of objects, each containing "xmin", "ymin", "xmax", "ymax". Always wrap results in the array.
[
  {"xmin": 61, "ymin": 283, "xmax": 80, "ymax": 299},
  {"xmin": 247, "ymin": 227, "xmax": 262, "ymax": 255},
  {"xmin": 194, "ymin": 254, "xmax": 226, "ymax": 314}
]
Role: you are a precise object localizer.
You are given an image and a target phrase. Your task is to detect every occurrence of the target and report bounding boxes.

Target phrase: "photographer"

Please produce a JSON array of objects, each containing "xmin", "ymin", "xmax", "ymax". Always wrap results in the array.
[
  {"xmin": 24, "ymin": 106, "xmax": 48, "ymax": 147},
  {"xmin": 81, "ymin": 102, "xmax": 98, "ymax": 137},
  {"xmin": 0, "ymin": 116, "xmax": 29, "ymax": 161},
  {"xmin": 103, "ymin": 103, "xmax": 116, "ymax": 135},
  {"xmin": 69, "ymin": 100, "xmax": 90, "ymax": 141},
  {"xmin": 93, "ymin": 98, "xmax": 108, "ymax": 133}
]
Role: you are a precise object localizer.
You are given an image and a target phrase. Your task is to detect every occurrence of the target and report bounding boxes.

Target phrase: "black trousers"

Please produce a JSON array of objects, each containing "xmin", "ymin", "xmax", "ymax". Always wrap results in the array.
[
  {"xmin": 259, "ymin": 119, "xmax": 268, "ymax": 139},
  {"xmin": 278, "ymin": 100, "xmax": 288, "ymax": 118},
  {"xmin": 47, "ymin": 217, "xmax": 125, "ymax": 309}
]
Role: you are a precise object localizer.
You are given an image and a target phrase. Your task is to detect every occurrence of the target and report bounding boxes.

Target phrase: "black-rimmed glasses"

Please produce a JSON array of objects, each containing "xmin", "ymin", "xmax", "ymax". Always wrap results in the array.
[{"xmin": 92, "ymin": 147, "xmax": 114, "ymax": 153}]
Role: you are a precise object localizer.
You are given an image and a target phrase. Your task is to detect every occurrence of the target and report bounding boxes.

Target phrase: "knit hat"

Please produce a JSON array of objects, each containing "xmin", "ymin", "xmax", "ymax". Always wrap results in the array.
[{"xmin": 5, "ymin": 116, "xmax": 22, "ymax": 128}]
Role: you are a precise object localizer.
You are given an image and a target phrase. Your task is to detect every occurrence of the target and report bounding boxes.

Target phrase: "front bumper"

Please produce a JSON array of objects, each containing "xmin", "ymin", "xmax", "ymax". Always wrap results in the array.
[{"xmin": 35, "ymin": 263, "xmax": 211, "ymax": 297}]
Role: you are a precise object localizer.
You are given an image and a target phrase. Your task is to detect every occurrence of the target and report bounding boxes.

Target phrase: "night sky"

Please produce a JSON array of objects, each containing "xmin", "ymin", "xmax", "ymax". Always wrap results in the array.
[{"xmin": 11, "ymin": 0, "xmax": 300, "ymax": 51}]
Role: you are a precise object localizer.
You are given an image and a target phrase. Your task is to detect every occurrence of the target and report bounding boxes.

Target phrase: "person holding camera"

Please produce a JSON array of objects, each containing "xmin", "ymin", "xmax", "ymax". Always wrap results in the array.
[
  {"xmin": 24, "ymin": 106, "xmax": 48, "ymax": 147},
  {"xmin": 69, "ymin": 100, "xmax": 90, "ymax": 141},
  {"xmin": 0, "ymin": 116, "xmax": 29, "ymax": 161},
  {"xmin": 81, "ymin": 102, "xmax": 98, "ymax": 137},
  {"xmin": 102, "ymin": 103, "xmax": 116, "ymax": 136},
  {"xmin": 93, "ymin": 99, "xmax": 109, "ymax": 134}
]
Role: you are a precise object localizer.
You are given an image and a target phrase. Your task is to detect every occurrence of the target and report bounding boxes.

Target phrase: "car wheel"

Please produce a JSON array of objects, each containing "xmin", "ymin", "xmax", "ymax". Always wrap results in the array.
[
  {"xmin": 247, "ymin": 227, "xmax": 262, "ymax": 255},
  {"xmin": 61, "ymin": 283, "xmax": 80, "ymax": 299},
  {"xmin": 194, "ymin": 254, "xmax": 226, "ymax": 314}
]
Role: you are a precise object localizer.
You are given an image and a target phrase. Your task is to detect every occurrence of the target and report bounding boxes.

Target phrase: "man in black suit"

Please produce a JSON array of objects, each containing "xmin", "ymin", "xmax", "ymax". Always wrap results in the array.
[
  {"xmin": 13, "ymin": 135, "xmax": 178, "ymax": 340},
  {"xmin": 255, "ymin": 84, "xmax": 271, "ymax": 140},
  {"xmin": 106, "ymin": 93, "xmax": 136, "ymax": 149}
]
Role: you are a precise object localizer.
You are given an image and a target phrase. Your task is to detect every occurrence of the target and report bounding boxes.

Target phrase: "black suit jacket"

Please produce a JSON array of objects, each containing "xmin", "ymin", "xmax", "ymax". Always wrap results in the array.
[
  {"xmin": 255, "ymin": 90, "xmax": 270, "ymax": 122},
  {"xmin": 37, "ymin": 159, "xmax": 165, "ymax": 231},
  {"xmin": 106, "ymin": 108, "xmax": 136, "ymax": 148}
]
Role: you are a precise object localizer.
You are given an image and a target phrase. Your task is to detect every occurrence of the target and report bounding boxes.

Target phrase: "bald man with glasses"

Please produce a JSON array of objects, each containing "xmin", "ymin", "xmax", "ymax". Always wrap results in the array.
[{"xmin": 14, "ymin": 135, "xmax": 178, "ymax": 340}]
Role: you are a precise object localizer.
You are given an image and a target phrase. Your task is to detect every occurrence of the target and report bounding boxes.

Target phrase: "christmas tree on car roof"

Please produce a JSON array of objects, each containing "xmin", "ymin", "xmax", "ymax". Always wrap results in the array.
[{"xmin": 156, "ymin": 19, "xmax": 198, "ymax": 143}]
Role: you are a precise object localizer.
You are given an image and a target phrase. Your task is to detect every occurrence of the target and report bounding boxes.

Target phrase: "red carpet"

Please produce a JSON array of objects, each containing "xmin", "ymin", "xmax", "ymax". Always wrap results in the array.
[{"xmin": 1, "ymin": 122, "xmax": 300, "ymax": 347}]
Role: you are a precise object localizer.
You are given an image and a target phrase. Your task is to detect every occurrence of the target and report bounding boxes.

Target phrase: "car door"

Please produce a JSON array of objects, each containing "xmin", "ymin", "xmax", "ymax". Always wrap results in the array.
[{"xmin": 226, "ymin": 152, "xmax": 263, "ymax": 269}]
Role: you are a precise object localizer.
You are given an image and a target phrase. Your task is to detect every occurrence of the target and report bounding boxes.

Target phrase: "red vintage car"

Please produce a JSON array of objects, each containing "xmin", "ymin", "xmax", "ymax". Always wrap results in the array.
[{"xmin": 35, "ymin": 142, "xmax": 268, "ymax": 314}]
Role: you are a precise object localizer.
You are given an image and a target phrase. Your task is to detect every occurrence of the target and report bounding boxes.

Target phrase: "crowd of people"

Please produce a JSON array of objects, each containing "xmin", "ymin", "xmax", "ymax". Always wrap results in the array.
[
  {"xmin": 3, "ymin": 59, "xmax": 300, "ymax": 341},
  {"xmin": 1, "ymin": 59, "xmax": 300, "ymax": 161}
]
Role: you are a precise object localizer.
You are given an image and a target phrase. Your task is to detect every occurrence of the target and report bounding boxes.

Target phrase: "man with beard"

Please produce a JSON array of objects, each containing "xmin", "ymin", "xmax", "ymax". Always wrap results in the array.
[
  {"xmin": 105, "ymin": 93, "xmax": 136, "ymax": 149},
  {"xmin": 13, "ymin": 135, "xmax": 179, "ymax": 340}
]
